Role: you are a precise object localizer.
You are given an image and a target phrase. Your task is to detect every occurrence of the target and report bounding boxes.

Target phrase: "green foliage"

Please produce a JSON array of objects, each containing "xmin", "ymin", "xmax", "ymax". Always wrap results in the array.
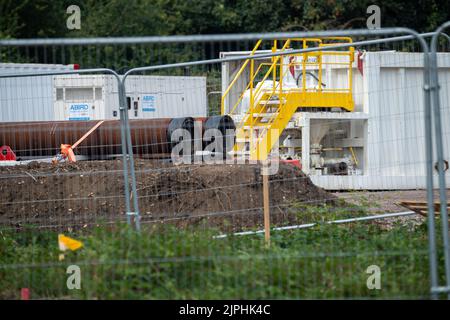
[
  {"xmin": 0, "ymin": 0, "xmax": 67, "ymax": 38},
  {"xmin": 1, "ymin": 0, "xmax": 449, "ymax": 69},
  {"xmin": 1, "ymin": 0, "xmax": 449, "ymax": 39},
  {"xmin": 0, "ymin": 210, "xmax": 442, "ymax": 299}
]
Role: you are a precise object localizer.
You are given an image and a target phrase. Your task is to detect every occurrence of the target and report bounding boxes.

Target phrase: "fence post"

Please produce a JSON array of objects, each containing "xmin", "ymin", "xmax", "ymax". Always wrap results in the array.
[
  {"xmin": 119, "ymin": 77, "xmax": 141, "ymax": 231},
  {"xmin": 430, "ymin": 22, "xmax": 450, "ymax": 299},
  {"xmin": 117, "ymin": 77, "xmax": 133, "ymax": 226}
]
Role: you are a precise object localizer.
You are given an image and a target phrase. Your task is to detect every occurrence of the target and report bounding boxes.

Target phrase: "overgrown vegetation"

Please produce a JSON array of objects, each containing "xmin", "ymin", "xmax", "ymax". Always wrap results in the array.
[
  {"xmin": 0, "ymin": 203, "xmax": 444, "ymax": 299},
  {"xmin": 2, "ymin": 1, "xmax": 450, "ymax": 70},
  {"xmin": 2, "ymin": 0, "xmax": 450, "ymax": 39}
]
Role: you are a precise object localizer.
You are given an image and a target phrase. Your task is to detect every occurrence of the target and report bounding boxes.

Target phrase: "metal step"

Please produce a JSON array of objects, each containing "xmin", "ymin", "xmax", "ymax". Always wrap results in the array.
[
  {"xmin": 242, "ymin": 125, "xmax": 269, "ymax": 130},
  {"xmin": 258, "ymin": 100, "xmax": 282, "ymax": 105},
  {"xmin": 230, "ymin": 150, "xmax": 251, "ymax": 156},
  {"xmin": 252, "ymin": 113, "xmax": 279, "ymax": 118}
]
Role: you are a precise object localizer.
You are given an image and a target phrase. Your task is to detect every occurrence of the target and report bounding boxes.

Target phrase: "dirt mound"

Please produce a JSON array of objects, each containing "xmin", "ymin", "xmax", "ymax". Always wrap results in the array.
[{"xmin": 0, "ymin": 160, "xmax": 335, "ymax": 231}]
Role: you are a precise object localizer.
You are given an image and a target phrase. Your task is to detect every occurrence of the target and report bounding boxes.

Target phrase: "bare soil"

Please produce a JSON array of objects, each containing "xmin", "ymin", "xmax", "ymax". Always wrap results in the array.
[{"xmin": 0, "ymin": 160, "xmax": 335, "ymax": 232}]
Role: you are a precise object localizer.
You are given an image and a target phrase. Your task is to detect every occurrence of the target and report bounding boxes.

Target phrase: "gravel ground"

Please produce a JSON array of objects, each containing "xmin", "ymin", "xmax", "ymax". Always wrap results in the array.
[{"xmin": 333, "ymin": 189, "xmax": 450, "ymax": 229}]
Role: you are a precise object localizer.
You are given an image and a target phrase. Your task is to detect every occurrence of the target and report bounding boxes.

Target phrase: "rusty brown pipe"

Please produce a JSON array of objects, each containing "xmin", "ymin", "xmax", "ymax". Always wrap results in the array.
[
  {"xmin": 0, "ymin": 116, "xmax": 235, "ymax": 159},
  {"xmin": 1, "ymin": 118, "xmax": 179, "ymax": 158}
]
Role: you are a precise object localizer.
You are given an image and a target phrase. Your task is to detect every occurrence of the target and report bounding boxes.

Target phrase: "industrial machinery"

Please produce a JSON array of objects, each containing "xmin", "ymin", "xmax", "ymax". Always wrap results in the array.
[
  {"xmin": 221, "ymin": 37, "xmax": 361, "ymax": 177},
  {"xmin": 221, "ymin": 39, "xmax": 450, "ymax": 190}
]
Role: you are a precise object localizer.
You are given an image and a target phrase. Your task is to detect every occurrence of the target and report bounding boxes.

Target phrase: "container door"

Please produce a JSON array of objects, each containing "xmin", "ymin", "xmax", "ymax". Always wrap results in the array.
[{"xmin": 64, "ymin": 87, "xmax": 95, "ymax": 121}]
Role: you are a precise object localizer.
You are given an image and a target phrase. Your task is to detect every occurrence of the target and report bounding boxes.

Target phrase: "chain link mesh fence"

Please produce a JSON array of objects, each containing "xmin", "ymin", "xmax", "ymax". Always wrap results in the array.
[{"xmin": 0, "ymin": 28, "xmax": 450, "ymax": 299}]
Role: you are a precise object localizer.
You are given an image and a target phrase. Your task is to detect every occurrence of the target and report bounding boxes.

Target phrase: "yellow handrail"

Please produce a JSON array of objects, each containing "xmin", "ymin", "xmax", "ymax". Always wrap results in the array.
[
  {"xmin": 239, "ymin": 58, "xmax": 281, "ymax": 126},
  {"xmin": 240, "ymin": 53, "xmax": 298, "ymax": 142},
  {"xmin": 231, "ymin": 36, "xmax": 355, "ymax": 160},
  {"xmin": 246, "ymin": 37, "xmax": 353, "ymax": 141},
  {"xmin": 224, "ymin": 39, "xmax": 293, "ymax": 116},
  {"xmin": 250, "ymin": 40, "xmax": 292, "ymax": 105},
  {"xmin": 221, "ymin": 39, "xmax": 262, "ymax": 115},
  {"xmin": 253, "ymin": 56, "xmax": 298, "ymax": 128},
  {"xmin": 227, "ymin": 63, "xmax": 266, "ymax": 115},
  {"xmin": 233, "ymin": 38, "xmax": 354, "ymax": 120}
]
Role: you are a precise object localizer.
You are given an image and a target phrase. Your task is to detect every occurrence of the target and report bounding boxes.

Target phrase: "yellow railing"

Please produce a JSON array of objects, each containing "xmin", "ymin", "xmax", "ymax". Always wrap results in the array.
[
  {"xmin": 220, "ymin": 39, "xmax": 262, "ymax": 115},
  {"xmin": 222, "ymin": 37, "xmax": 354, "ymax": 116},
  {"xmin": 225, "ymin": 40, "xmax": 292, "ymax": 116},
  {"xmin": 227, "ymin": 62, "xmax": 267, "ymax": 115},
  {"xmin": 226, "ymin": 37, "xmax": 355, "ymax": 160},
  {"xmin": 244, "ymin": 56, "xmax": 300, "ymax": 140}
]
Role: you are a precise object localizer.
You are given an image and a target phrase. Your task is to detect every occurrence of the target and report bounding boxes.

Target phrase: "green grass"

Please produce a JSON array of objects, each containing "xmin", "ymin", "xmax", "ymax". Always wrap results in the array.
[{"xmin": 0, "ymin": 204, "xmax": 445, "ymax": 300}]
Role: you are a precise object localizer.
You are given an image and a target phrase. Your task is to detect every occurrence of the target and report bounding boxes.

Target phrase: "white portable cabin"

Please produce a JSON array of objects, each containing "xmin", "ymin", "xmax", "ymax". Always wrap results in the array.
[
  {"xmin": 0, "ymin": 63, "xmax": 75, "ymax": 122},
  {"xmin": 53, "ymin": 75, "xmax": 207, "ymax": 121},
  {"xmin": 0, "ymin": 68, "xmax": 207, "ymax": 122},
  {"xmin": 221, "ymin": 51, "xmax": 450, "ymax": 190}
]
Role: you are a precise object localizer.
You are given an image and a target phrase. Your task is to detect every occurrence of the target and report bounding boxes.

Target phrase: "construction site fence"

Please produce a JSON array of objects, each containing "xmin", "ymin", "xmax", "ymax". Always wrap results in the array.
[{"xmin": 0, "ymin": 25, "xmax": 449, "ymax": 299}]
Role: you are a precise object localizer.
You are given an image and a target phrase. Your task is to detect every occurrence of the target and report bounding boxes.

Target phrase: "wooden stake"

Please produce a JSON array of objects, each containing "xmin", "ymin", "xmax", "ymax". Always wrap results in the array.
[{"xmin": 263, "ymin": 166, "xmax": 271, "ymax": 247}]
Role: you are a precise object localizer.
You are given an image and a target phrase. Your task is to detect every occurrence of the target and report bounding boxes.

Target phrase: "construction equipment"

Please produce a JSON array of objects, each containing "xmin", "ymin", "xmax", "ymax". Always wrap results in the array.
[
  {"xmin": 0, "ymin": 145, "xmax": 16, "ymax": 161},
  {"xmin": 53, "ymin": 120, "xmax": 104, "ymax": 163},
  {"xmin": 221, "ymin": 38, "xmax": 355, "ymax": 161}
]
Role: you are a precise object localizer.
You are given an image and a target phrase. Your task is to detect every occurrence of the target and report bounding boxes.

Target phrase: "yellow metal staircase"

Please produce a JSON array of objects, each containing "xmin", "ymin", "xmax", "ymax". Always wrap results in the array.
[{"xmin": 222, "ymin": 38, "xmax": 355, "ymax": 161}]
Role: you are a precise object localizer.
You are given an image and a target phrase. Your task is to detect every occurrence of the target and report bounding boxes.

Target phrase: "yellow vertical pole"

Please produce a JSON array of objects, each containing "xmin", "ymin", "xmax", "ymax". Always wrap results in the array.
[
  {"xmin": 279, "ymin": 39, "xmax": 290, "ymax": 103},
  {"xmin": 349, "ymin": 47, "xmax": 354, "ymax": 106},
  {"xmin": 278, "ymin": 41, "xmax": 283, "ymax": 100},
  {"xmin": 250, "ymin": 60, "xmax": 254, "ymax": 109},
  {"xmin": 317, "ymin": 40, "xmax": 323, "ymax": 93},
  {"xmin": 318, "ymin": 51, "xmax": 323, "ymax": 92},
  {"xmin": 272, "ymin": 40, "xmax": 277, "ymax": 91},
  {"xmin": 250, "ymin": 50, "xmax": 255, "ymax": 152},
  {"xmin": 272, "ymin": 40, "xmax": 279, "ymax": 119},
  {"xmin": 302, "ymin": 40, "xmax": 307, "ymax": 92}
]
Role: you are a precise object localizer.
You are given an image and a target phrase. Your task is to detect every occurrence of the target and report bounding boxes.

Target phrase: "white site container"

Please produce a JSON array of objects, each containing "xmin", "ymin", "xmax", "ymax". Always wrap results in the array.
[
  {"xmin": 310, "ymin": 52, "xmax": 450, "ymax": 190},
  {"xmin": 53, "ymin": 75, "xmax": 207, "ymax": 121},
  {"xmin": 0, "ymin": 63, "xmax": 75, "ymax": 122},
  {"xmin": 221, "ymin": 51, "xmax": 450, "ymax": 190}
]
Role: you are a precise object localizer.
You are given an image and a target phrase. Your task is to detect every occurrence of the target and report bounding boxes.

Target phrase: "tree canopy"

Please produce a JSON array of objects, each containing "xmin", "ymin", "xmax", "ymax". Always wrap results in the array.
[{"xmin": 1, "ymin": 0, "xmax": 449, "ymax": 39}]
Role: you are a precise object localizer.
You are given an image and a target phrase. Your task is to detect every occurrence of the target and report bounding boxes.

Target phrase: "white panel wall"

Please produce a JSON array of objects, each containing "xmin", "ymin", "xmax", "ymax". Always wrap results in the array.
[
  {"xmin": 313, "ymin": 52, "xmax": 450, "ymax": 190},
  {"xmin": 55, "ymin": 75, "xmax": 207, "ymax": 120},
  {"xmin": 221, "ymin": 50, "xmax": 450, "ymax": 189},
  {"xmin": 0, "ymin": 63, "xmax": 73, "ymax": 122},
  {"xmin": 125, "ymin": 75, "xmax": 207, "ymax": 118}
]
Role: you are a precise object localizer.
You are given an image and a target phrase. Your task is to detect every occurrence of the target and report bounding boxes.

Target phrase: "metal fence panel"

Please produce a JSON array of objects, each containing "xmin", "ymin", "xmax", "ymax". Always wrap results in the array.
[{"xmin": 1, "ymin": 27, "xmax": 450, "ymax": 299}]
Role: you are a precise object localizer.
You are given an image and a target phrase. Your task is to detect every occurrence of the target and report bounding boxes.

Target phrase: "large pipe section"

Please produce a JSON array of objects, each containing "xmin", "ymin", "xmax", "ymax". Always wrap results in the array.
[
  {"xmin": 202, "ymin": 115, "xmax": 236, "ymax": 159},
  {"xmin": 0, "ymin": 116, "xmax": 235, "ymax": 160}
]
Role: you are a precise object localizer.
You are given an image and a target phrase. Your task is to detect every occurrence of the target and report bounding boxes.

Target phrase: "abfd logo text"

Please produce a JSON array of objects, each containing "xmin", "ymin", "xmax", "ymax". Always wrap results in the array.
[{"xmin": 70, "ymin": 104, "xmax": 88, "ymax": 111}]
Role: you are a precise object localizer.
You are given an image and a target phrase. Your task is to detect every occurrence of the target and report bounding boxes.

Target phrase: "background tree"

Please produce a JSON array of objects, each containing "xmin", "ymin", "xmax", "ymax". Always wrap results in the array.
[{"xmin": 1, "ymin": 0, "xmax": 449, "ymax": 39}]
